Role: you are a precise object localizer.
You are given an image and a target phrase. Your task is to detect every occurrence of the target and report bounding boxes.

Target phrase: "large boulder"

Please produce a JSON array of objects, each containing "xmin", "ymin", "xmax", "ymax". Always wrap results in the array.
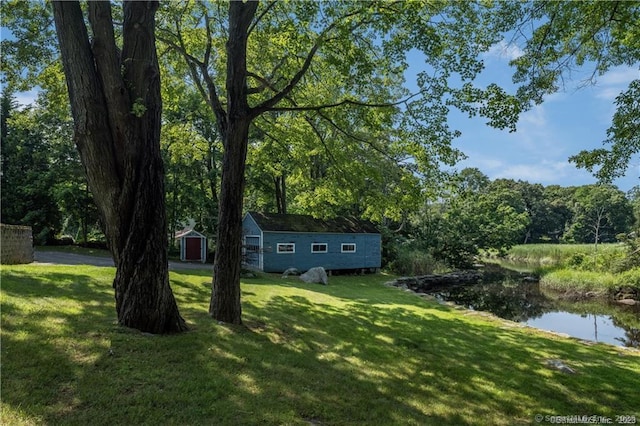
[{"xmin": 300, "ymin": 267, "xmax": 328, "ymax": 285}]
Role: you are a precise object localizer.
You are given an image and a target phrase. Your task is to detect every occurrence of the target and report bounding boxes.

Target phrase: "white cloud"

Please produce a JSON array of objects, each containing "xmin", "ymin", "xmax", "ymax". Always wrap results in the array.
[
  {"xmin": 455, "ymin": 155, "xmax": 504, "ymax": 172},
  {"xmin": 13, "ymin": 89, "xmax": 39, "ymax": 108},
  {"xmin": 519, "ymin": 104, "xmax": 547, "ymax": 127},
  {"xmin": 598, "ymin": 67, "xmax": 638, "ymax": 86},
  {"xmin": 594, "ymin": 66, "xmax": 638, "ymax": 100},
  {"xmin": 485, "ymin": 40, "xmax": 524, "ymax": 61},
  {"xmin": 492, "ymin": 160, "xmax": 599, "ymax": 186},
  {"xmin": 595, "ymin": 87, "xmax": 625, "ymax": 101}
]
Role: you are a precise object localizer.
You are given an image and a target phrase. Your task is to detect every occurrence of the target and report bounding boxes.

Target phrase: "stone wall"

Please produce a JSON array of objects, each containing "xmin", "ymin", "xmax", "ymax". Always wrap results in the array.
[{"xmin": 1, "ymin": 224, "xmax": 34, "ymax": 264}]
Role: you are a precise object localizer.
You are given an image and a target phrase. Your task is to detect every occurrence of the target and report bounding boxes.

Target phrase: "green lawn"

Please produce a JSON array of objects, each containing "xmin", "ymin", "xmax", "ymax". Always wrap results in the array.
[{"xmin": 1, "ymin": 264, "xmax": 639, "ymax": 425}]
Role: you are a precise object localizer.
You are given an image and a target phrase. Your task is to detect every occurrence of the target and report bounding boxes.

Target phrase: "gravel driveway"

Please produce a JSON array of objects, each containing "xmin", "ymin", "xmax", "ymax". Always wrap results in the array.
[{"xmin": 34, "ymin": 250, "xmax": 212, "ymax": 271}]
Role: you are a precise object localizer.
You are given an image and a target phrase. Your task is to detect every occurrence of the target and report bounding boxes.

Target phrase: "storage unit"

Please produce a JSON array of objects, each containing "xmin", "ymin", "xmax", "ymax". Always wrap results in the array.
[
  {"xmin": 175, "ymin": 229, "xmax": 207, "ymax": 263},
  {"xmin": 242, "ymin": 212, "xmax": 381, "ymax": 273}
]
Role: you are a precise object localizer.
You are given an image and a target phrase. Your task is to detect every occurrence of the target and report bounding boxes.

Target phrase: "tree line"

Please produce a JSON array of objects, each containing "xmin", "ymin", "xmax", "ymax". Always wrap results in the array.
[{"xmin": 385, "ymin": 168, "xmax": 637, "ymax": 274}]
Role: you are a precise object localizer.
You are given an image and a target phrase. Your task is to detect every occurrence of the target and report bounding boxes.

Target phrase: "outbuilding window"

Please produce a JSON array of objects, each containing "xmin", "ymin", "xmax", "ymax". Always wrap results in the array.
[
  {"xmin": 311, "ymin": 243, "xmax": 328, "ymax": 253},
  {"xmin": 341, "ymin": 243, "xmax": 356, "ymax": 253},
  {"xmin": 277, "ymin": 243, "xmax": 295, "ymax": 253}
]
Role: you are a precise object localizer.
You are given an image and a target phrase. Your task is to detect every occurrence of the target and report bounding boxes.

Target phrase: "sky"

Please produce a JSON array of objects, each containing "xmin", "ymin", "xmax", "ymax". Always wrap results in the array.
[{"xmin": 406, "ymin": 42, "xmax": 639, "ymax": 193}]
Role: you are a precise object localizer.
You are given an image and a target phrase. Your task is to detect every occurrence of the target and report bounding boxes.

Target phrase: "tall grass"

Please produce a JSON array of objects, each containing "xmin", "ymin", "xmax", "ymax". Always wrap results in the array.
[
  {"xmin": 2, "ymin": 264, "xmax": 639, "ymax": 425},
  {"xmin": 499, "ymin": 243, "xmax": 638, "ymax": 297},
  {"xmin": 387, "ymin": 246, "xmax": 446, "ymax": 276},
  {"xmin": 505, "ymin": 243, "xmax": 624, "ymax": 267},
  {"xmin": 540, "ymin": 269, "xmax": 619, "ymax": 296}
]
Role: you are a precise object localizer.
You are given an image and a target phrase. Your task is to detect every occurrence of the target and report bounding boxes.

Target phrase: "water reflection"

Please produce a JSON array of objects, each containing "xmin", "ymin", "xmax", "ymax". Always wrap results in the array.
[{"xmin": 429, "ymin": 279, "xmax": 640, "ymax": 348}]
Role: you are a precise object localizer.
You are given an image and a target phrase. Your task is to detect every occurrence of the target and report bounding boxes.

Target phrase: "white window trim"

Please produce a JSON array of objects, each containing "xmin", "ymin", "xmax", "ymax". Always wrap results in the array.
[
  {"xmin": 277, "ymin": 243, "xmax": 295, "ymax": 254},
  {"xmin": 341, "ymin": 243, "xmax": 356, "ymax": 253},
  {"xmin": 311, "ymin": 243, "xmax": 328, "ymax": 253}
]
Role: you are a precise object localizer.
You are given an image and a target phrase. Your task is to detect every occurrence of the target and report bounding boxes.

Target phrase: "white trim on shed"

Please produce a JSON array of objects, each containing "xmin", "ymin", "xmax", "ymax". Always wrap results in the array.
[{"xmin": 174, "ymin": 229, "xmax": 207, "ymax": 263}]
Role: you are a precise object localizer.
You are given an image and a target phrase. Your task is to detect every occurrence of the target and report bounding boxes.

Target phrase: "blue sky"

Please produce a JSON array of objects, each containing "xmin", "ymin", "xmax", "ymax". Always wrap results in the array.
[{"xmin": 409, "ymin": 41, "xmax": 640, "ymax": 192}]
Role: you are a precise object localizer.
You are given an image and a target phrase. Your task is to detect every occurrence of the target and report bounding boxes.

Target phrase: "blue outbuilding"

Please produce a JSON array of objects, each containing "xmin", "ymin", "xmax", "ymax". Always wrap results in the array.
[{"xmin": 242, "ymin": 211, "xmax": 381, "ymax": 273}]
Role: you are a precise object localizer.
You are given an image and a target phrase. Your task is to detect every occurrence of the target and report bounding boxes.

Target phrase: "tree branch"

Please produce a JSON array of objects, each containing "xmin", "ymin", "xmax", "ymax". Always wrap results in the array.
[
  {"xmin": 268, "ymin": 91, "xmax": 421, "ymax": 112},
  {"xmin": 315, "ymin": 110, "xmax": 398, "ymax": 162},
  {"xmin": 249, "ymin": 6, "xmax": 372, "ymax": 118},
  {"xmin": 157, "ymin": 12, "xmax": 228, "ymax": 137},
  {"xmin": 248, "ymin": 0, "xmax": 277, "ymax": 36}
]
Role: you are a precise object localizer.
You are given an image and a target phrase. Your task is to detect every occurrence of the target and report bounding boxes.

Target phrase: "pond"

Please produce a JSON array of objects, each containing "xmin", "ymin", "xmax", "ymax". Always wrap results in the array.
[{"xmin": 428, "ymin": 278, "xmax": 640, "ymax": 348}]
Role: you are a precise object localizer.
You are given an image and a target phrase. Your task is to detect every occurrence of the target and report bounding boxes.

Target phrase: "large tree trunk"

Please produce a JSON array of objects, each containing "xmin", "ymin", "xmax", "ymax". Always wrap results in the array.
[
  {"xmin": 209, "ymin": 1, "xmax": 258, "ymax": 324},
  {"xmin": 209, "ymin": 119, "xmax": 250, "ymax": 324},
  {"xmin": 53, "ymin": 0, "xmax": 186, "ymax": 333}
]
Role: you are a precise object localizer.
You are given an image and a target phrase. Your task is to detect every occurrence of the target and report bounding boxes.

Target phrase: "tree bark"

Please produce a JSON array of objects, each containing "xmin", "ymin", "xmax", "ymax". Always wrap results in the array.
[
  {"xmin": 209, "ymin": 1, "xmax": 258, "ymax": 324},
  {"xmin": 210, "ymin": 118, "xmax": 250, "ymax": 324},
  {"xmin": 53, "ymin": 0, "xmax": 186, "ymax": 333}
]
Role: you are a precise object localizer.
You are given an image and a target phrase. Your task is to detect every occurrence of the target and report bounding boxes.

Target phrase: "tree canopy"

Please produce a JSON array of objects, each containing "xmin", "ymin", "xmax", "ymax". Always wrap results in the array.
[{"xmin": 499, "ymin": 1, "xmax": 640, "ymax": 182}]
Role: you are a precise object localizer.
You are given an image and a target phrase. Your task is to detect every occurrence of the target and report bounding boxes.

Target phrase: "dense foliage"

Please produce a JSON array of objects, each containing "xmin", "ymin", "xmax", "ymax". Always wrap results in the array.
[
  {"xmin": 387, "ymin": 169, "xmax": 637, "ymax": 273},
  {"xmin": 0, "ymin": 89, "xmax": 99, "ymax": 244}
]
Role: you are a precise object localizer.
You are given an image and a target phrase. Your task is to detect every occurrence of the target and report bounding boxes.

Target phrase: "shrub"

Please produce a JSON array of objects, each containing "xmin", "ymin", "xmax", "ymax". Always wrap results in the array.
[
  {"xmin": 388, "ymin": 246, "xmax": 443, "ymax": 276},
  {"xmin": 619, "ymin": 268, "xmax": 640, "ymax": 289},
  {"xmin": 565, "ymin": 252, "xmax": 585, "ymax": 268}
]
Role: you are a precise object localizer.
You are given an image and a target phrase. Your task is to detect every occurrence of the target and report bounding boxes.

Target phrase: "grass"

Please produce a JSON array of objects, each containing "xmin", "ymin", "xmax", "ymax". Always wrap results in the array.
[
  {"xmin": 496, "ymin": 244, "xmax": 640, "ymax": 297},
  {"xmin": 503, "ymin": 243, "xmax": 624, "ymax": 267},
  {"xmin": 539, "ymin": 269, "xmax": 619, "ymax": 296},
  {"xmin": 2, "ymin": 263, "xmax": 640, "ymax": 425}
]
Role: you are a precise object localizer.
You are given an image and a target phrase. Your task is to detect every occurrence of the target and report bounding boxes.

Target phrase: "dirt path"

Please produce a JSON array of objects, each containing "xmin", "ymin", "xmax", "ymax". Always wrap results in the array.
[{"xmin": 34, "ymin": 250, "xmax": 212, "ymax": 272}]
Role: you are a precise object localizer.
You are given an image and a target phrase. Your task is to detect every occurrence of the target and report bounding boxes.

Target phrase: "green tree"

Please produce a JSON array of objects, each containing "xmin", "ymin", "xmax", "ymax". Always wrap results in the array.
[
  {"xmin": 454, "ymin": 167, "xmax": 491, "ymax": 195},
  {"xmin": 34, "ymin": 84, "xmax": 101, "ymax": 246},
  {"xmin": 493, "ymin": 179, "xmax": 568, "ymax": 244},
  {"xmin": 161, "ymin": 83, "xmax": 221, "ymax": 246},
  {"xmin": 1, "ymin": 91, "xmax": 61, "ymax": 243},
  {"xmin": 565, "ymin": 184, "xmax": 633, "ymax": 246},
  {"xmin": 541, "ymin": 185, "xmax": 575, "ymax": 242},
  {"xmin": 158, "ymin": 1, "xmax": 523, "ymax": 324},
  {"xmin": 406, "ymin": 171, "xmax": 530, "ymax": 269},
  {"xmin": 627, "ymin": 186, "xmax": 640, "ymax": 230},
  {"xmin": 246, "ymin": 106, "xmax": 424, "ymax": 222}
]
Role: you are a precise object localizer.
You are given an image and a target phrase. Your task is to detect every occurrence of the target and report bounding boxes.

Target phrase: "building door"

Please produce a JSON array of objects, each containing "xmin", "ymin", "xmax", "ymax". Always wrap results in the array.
[
  {"xmin": 244, "ymin": 236, "xmax": 260, "ymax": 268},
  {"xmin": 185, "ymin": 237, "xmax": 202, "ymax": 261}
]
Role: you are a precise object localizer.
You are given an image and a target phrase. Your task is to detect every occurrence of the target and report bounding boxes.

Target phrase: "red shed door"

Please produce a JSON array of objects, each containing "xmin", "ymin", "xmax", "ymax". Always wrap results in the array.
[{"xmin": 185, "ymin": 237, "xmax": 202, "ymax": 261}]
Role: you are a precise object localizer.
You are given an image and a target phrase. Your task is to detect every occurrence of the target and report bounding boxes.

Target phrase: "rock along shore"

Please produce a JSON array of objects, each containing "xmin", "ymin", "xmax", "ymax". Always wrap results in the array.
[{"xmin": 386, "ymin": 265, "xmax": 538, "ymax": 294}]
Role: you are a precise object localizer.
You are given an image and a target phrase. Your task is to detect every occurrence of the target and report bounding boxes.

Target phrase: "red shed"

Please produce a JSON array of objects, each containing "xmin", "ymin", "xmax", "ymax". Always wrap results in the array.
[{"xmin": 175, "ymin": 229, "xmax": 207, "ymax": 263}]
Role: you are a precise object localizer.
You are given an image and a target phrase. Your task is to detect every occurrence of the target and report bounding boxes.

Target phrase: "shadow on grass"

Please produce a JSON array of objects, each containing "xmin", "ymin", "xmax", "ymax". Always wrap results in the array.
[
  {"xmin": 1, "ymin": 268, "xmax": 118, "ymax": 423},
  {"xmin": 2, "ymin": 267, "xmax": 639, "ymax": 425},
  {"xmin": 248, "ymin": 293, "xmax": 640, "ymax": 421}
]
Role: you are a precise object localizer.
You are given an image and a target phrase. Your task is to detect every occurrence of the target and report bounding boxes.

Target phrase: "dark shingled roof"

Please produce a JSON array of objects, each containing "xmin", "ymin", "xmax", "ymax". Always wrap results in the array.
[{"xmin": 247, "ymin": 212, "xmax": 379, "ymax": 234}]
